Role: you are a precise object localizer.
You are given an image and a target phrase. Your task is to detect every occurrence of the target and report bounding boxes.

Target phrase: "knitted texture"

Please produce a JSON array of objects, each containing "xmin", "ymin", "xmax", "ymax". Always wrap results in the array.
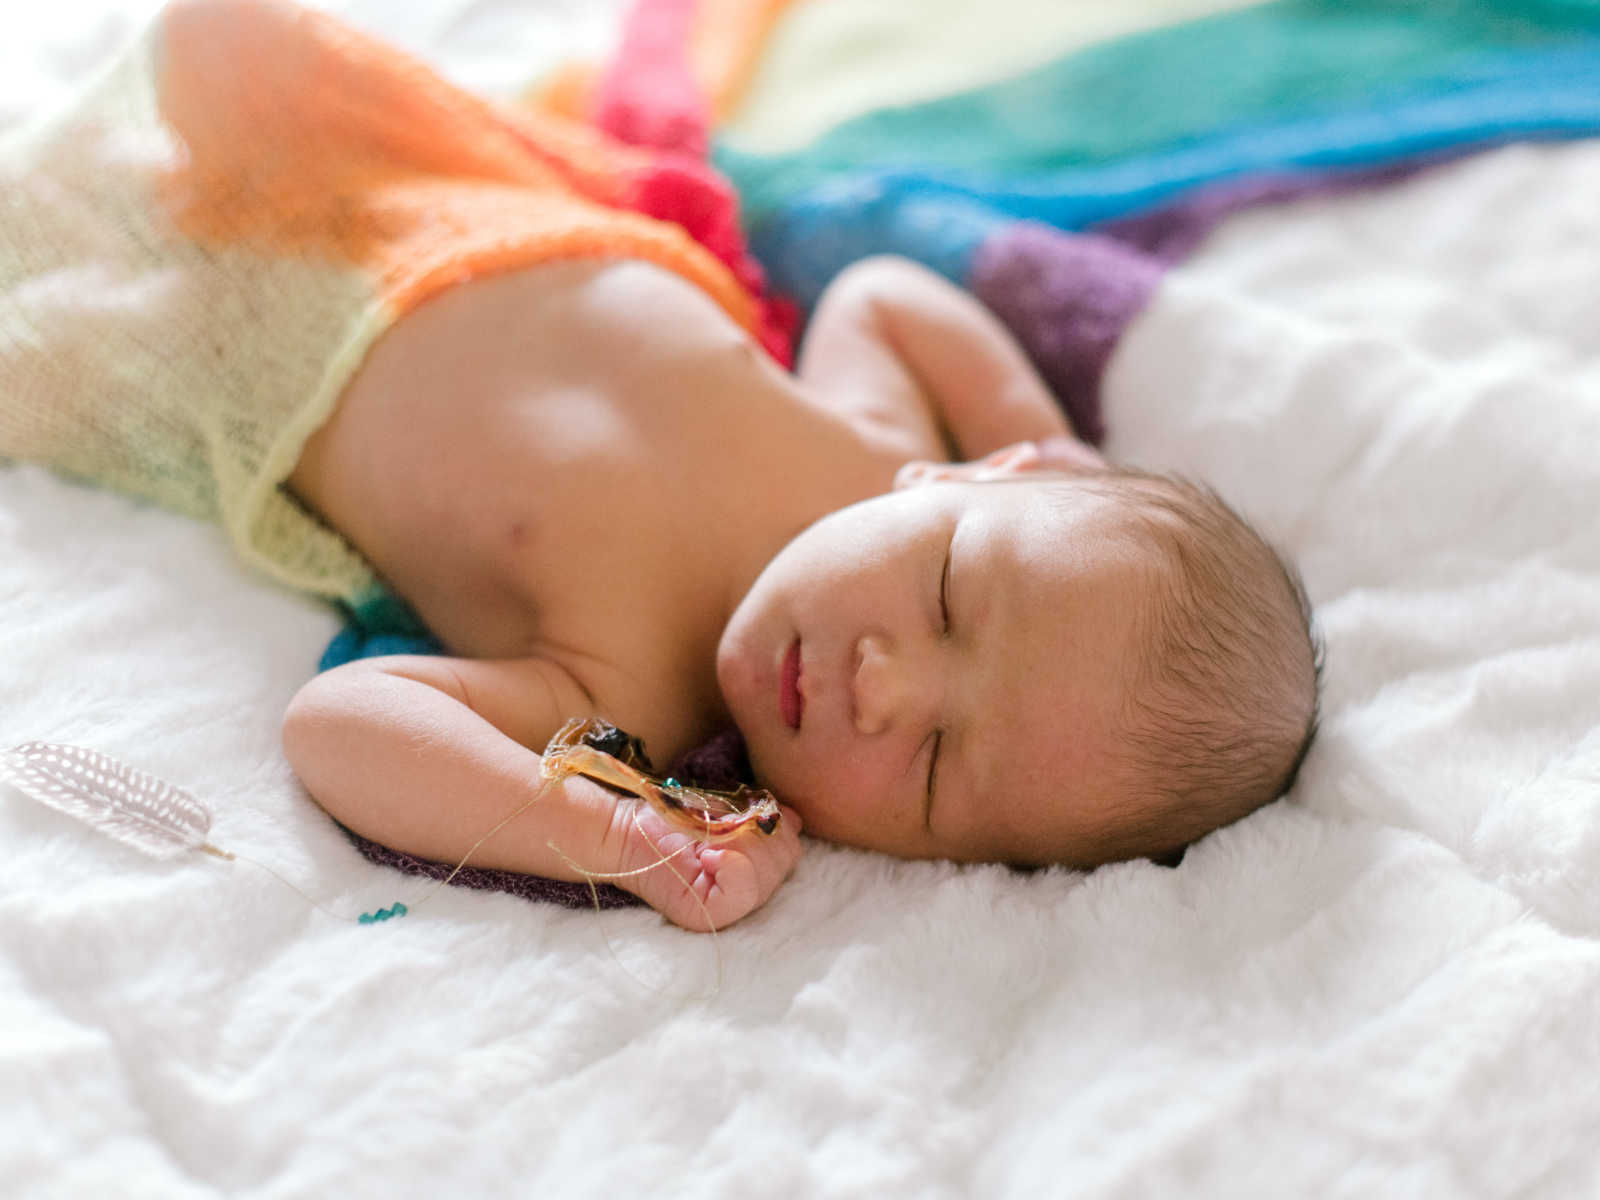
[
  {"xmin": 590, "ymin": 0, "xmax": 800, "ymax": 364},
  {"xmin": 0, "ymin": 0, "xmax": 764, "ymax": 601}
]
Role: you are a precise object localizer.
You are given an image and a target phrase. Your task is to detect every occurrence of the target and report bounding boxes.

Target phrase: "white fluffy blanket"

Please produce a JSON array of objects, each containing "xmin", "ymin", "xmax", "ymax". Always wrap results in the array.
[{"xmin": 4, "ymin": 4, "xmax": 1599, "ymax": 1196}]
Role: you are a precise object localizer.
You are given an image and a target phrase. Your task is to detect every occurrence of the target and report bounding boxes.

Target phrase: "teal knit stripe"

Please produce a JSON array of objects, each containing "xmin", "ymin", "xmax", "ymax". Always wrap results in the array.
[
  {"xmin": 319, "ymin": 581, "xmax": 441, "ymax": 671},
  {"xmin": 744, "ymin": 40, "xmax": 1600, "ymax": 307},
  {"xmin": 718, "ymin": 0, "xmax": 1600, "ymax": 222}
]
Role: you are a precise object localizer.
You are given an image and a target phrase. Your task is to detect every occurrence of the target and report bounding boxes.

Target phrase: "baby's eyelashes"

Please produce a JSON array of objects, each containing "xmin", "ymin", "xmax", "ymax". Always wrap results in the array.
[{"xmin": 938, "ymin": 544, "xmax": 952, "ymax": 633}]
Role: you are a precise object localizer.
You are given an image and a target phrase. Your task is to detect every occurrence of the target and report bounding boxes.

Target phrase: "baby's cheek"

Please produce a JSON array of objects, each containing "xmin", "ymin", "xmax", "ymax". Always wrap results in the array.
[{"xmin": 782, "ymin": 759, "xmax": 887, "ymax": 845}]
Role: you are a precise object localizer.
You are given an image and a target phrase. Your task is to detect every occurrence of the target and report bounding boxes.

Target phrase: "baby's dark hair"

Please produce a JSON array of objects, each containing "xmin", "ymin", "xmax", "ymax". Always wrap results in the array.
[{"xmin": 1063, "ymin": 467, "xmax": 1321, "ymax": 866}]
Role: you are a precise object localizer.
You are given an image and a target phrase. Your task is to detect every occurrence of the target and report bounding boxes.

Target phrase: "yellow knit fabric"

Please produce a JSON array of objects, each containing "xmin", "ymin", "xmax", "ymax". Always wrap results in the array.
[
  {"xmin": 0, "ymin": 21, "xmax": 378, "ymax": 599},
  {"xmin": 0, "ymin": 0, "xmax": 758, "ymax": 602}
]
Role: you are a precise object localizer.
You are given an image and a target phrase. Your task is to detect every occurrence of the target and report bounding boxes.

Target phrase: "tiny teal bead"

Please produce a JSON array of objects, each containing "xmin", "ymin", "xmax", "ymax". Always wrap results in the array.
[
  {"xmin": 359, "ymin": 912, "xmax": 375, "ymax": 924},
  {"xmin": 391, "ymin": 903, "xmax": 407, "ymax": 918},
  {"xmin": 663, "ymin": 777, "xmax": 680, "ymax": 790}
]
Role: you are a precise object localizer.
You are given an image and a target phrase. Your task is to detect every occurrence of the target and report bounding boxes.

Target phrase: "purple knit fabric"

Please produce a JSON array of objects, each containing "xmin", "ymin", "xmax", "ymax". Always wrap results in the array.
[
  {"xmin": 1097, "ymin": 161, "xmax": 1432, "ymax": 263},
  {"xmin": 347, "ymin": 835, "xmax": 643, "ymax": 910},
  {"xmin": 971, "ymin": 226, "xmax": 1164, "ymax": 446},
  {"xmin": 664, "ymin": 724, "xmax": 753, "ymax": 791}
]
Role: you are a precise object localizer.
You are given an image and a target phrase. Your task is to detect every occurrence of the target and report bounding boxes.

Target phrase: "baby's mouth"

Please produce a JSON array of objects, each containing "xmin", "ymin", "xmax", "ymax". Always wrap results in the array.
[{"xmin": 780, "ymin": 638, "xmax": 804, "ymax": 731}]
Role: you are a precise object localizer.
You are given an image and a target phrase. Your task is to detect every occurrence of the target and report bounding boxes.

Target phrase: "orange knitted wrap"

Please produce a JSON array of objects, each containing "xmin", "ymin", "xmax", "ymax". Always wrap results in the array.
[{"xmin": 158, "ymin": 0, "xmax": 761, "ymax": 332}]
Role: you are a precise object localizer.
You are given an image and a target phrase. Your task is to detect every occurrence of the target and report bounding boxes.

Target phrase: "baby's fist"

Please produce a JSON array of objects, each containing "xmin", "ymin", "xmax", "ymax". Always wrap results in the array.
[{"xmin": 609, "ymin": 800, "xmax": 803, "ymax": 932}]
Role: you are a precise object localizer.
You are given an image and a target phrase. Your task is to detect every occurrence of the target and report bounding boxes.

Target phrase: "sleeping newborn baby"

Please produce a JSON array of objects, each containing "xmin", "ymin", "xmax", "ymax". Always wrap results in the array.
[
  {"xmin": 2, "ymin": 0, "xmax": 1319, "ymax": 932},
  {"xmin": 280, "ymin": 250, "xmax": 1320, "ymax": 931}
]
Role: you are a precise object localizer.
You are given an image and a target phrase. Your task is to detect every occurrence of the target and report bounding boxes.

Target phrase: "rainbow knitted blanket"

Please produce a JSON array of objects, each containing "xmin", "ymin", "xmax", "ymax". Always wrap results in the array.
[{"xmin": 712, "ymin": 0, "xmax": 1600, "ymax": 445}]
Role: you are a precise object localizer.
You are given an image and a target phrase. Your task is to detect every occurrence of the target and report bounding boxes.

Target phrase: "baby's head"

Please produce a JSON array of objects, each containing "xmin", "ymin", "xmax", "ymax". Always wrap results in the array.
[
  {"xmin": 1033, "ymin": 460, "xmax": 1321, "ymax": 866},
  {"xmin": 716, "ymin": 441, "xmax": 1320, "ymax": 870}
]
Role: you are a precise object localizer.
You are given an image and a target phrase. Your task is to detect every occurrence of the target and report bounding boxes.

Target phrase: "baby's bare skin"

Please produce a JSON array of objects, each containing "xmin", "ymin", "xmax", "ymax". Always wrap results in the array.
[
  {"xmin": 294, "ymin": 259, "xmax": 918, "ymax": 758},
  {"xmin": 283, "ymin": 255, "xmax": 1086, "ymax": 930}
]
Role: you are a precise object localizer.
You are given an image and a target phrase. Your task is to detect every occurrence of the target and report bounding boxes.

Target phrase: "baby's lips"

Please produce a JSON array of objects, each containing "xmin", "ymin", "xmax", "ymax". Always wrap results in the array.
[{"xmin": 777, "ymin": 803, "xmax": 803, "ymax": 835}]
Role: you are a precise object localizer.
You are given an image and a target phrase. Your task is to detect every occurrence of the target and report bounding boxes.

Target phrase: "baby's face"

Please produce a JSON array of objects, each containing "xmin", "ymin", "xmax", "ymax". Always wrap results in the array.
[{"xmin": 717, "ymin": 476, "xmax": 1157, "ymax": 866}]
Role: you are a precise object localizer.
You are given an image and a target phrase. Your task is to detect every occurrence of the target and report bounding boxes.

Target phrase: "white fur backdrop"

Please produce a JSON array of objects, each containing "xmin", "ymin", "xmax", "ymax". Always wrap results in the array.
[{"xmin": 3, "ymin": 3, "xmax": 1599, "ymax": 1197}]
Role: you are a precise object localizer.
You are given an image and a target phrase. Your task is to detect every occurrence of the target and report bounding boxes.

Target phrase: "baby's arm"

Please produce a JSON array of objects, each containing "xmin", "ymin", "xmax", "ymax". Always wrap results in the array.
[
  {"xmin": 797, "ymin": 255, "xmax": 1077, "ymax": 462},
  {"xmin": 281, "ymin": 656, "xmax": 801, "ymax": 932}
]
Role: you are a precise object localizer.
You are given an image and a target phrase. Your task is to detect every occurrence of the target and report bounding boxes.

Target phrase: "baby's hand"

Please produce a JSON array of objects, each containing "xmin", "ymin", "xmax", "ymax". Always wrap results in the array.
[
  {"xmin": 604, "ymin": 798, "xmax": 804, "ymax": 932},
  {"xmin": 894, "ymin": 436, "xmax": 1106, "ymax": 491}
]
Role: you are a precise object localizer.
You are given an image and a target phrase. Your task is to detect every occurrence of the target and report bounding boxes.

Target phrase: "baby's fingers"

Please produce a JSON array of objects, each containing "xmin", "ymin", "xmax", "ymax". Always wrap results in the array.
[{"xmin": 693, "ymin": 810, "xmax": 801, "ymax": 929}]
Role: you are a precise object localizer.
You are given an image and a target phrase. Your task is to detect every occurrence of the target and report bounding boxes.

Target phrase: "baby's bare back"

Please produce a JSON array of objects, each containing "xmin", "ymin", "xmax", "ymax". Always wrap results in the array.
[{"xmin": 289, "ymin": 259, "xmax": 895, "ymax": 756}]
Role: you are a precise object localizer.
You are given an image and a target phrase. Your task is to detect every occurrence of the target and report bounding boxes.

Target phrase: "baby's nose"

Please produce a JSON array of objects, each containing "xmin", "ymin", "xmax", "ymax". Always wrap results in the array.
[{"xmin": 851, "ymin": 634, "xmax": 933, "ymax": 736}]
